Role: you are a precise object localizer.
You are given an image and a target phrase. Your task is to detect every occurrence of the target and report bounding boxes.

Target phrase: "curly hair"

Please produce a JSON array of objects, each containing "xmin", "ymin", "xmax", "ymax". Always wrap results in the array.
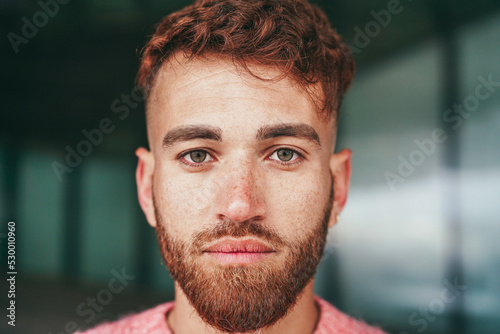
[{"xmin": 136, "ymin": 0, "xmax": 355, "ymax": 121}]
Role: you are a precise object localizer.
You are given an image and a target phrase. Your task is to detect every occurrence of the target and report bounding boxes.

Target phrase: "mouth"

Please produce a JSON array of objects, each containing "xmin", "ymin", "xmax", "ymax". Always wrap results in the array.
[{"xmin": 202, "ymin": 238, "xmax": 277, "ymax": 264}]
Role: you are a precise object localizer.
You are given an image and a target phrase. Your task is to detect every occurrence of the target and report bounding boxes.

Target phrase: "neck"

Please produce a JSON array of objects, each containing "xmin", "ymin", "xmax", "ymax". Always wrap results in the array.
[{"xmin": 167, "ymin": 280, "xmax": 319, "ymax": 334}]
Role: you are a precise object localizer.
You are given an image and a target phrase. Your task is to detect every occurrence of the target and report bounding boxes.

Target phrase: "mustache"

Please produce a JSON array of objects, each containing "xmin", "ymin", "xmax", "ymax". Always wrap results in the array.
[{"xmin": 191, "ymin": 218, "xmax": 287, "ymax": 250}]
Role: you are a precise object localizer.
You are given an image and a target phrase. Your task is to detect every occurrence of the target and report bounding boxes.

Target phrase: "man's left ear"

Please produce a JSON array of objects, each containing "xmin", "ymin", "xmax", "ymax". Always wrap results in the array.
[{"xmin": 328, "ymin": 148, "xmax": 352, "ymax": 228}]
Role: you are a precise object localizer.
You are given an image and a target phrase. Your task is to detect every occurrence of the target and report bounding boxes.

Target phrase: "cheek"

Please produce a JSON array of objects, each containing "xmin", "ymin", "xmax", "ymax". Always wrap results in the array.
[
  {"xmin": 265, "ymin": 172, "xmax": 328, "ymax": 239},
  {"xmin": 153, "ymin": 164, "xmax": 215, "ymax": 236}
]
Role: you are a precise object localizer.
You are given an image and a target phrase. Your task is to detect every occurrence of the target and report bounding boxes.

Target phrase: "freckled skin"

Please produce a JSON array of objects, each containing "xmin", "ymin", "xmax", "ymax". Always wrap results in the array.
[{"xmin": 135, "ymin": 54, "xmax": 352, "ymax": 334}]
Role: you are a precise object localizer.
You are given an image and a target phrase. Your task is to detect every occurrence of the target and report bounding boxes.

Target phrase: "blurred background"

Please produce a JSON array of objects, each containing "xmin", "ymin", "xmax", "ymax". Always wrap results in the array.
[{"xmin": 1, "ymin": 0, "xmax": 499, "ymax": 333}]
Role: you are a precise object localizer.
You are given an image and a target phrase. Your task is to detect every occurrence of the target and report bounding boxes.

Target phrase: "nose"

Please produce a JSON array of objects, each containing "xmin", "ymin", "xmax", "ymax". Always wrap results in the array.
[{"xmin": 215, "ymin": 162, "xmax": 266, "ymax": 223}]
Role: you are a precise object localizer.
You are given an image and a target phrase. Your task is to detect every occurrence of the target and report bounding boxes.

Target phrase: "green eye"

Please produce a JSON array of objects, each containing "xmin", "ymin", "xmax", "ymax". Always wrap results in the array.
[
  {"xmin": 276, "ymin": 149, "xmax": 294, "ymax": 161},
  {"xmin": 189, "ymin": 150, "xmax": 207, "ymax": 163}
]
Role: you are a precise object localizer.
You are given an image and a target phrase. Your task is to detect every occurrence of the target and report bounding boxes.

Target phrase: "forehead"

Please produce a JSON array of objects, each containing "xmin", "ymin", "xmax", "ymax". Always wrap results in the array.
[
  {"xmin": 149, "ymin": 55, "xmax": 312, "ymax": 111},
  {"xmin": 146, "ymin": 55, "xmax": 334, "ymax": 148}
]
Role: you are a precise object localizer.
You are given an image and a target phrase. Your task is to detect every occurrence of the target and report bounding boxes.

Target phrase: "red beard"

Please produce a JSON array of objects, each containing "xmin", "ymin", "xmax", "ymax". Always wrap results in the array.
[{"xmin": 154, "ymin": 186, "xmax": 332, "ymax": 333}]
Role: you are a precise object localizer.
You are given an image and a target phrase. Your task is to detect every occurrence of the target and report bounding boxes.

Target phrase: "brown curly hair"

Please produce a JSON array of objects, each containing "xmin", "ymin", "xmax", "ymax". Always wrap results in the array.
[{"xmin": 136, "ymin": 0, "xmax": 355, "ymax": 121}]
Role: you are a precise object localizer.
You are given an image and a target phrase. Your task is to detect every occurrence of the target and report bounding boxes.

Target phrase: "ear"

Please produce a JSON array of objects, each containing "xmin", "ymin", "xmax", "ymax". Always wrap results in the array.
[
  {"xmin": 136, "ymin": 147, "xmax": 157, "ymax": 227},
  {"xmin": 328, "ymin": 148, "xmax": 352, "ymax": 228}
]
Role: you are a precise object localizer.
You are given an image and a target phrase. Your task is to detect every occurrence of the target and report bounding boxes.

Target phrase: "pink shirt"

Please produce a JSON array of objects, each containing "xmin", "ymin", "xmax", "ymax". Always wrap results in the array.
[{"xmin": 76, "ymin": 296, "xmax": 386, "ymax": 334}]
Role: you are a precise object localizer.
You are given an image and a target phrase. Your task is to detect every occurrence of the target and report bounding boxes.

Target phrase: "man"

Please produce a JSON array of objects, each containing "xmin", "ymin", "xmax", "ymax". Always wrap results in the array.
[{"xmin": 80, "ymin": 0, "xmax": 387, "ymax": 333}]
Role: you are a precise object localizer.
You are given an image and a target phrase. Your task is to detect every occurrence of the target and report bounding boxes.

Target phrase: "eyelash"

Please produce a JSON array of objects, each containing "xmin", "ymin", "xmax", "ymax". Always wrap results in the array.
[
  {"xmin": 268, "ymin": 148, "xmax": 304, "ymax": 167},
  {"xmin": 177, "ymin": 147, "xmax": 304, "ymax": 168},
  {"xmin": 177, "ymin": 149, "xmax": 214, "ymax": 168}
]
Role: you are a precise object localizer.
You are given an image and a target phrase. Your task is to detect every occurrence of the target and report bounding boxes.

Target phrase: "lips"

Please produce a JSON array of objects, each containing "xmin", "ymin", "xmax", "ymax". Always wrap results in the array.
[
  {"xmin": 203, "ymin": 238, "xmax": 275, "ymax": 253},
  {"xmin": 202, "ymin": 238, "xmax": 276, "ymax": 264}
]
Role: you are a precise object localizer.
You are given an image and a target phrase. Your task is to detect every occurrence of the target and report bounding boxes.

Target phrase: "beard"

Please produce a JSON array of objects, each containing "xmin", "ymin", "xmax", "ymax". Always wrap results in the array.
[{"xmin": 154, "ymin": 182, "xmax": 333, "ymax": 333}]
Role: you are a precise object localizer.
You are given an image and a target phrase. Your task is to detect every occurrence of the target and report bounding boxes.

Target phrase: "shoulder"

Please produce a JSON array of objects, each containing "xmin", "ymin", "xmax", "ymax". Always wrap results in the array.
[
  {"xmin": 75, "ymin": 301, "xmax": 174, "ymax": 334},
  {"xmin": 314, "ymin": 296, "xmax": 387, "ymax": 334}
]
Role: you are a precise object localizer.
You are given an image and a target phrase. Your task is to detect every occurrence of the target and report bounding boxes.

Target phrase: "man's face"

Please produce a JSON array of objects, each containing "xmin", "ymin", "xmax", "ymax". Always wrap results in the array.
[{"xmin": 136, "ymin": 55, "xmax": 351, "ymax": 332}]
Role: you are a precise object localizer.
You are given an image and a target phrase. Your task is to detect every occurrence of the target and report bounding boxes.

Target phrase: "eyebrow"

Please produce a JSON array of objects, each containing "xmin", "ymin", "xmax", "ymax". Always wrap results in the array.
[
  {"xmin": 162, "ymin": 125, "xmax": 222, "ymax": 148},
  {"xmin": 162, "ymin": 123, "xmax": 321, "ymax": 149},
  {"xmin": 256, "ymin": 123, "xmax": 321, "ymax": 147}
]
